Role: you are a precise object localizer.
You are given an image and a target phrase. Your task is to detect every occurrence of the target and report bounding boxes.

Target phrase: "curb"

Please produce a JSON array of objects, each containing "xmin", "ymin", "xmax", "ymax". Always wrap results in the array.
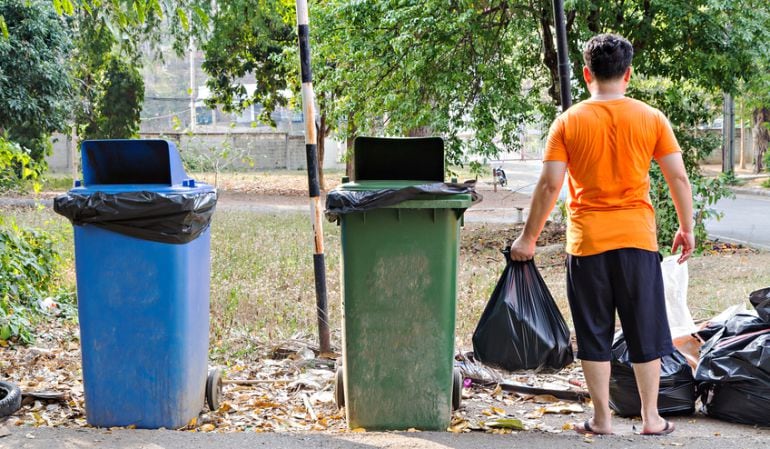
[{"xmin": 729, "ymin": 187, "xmax": 770, "ymax": 198}]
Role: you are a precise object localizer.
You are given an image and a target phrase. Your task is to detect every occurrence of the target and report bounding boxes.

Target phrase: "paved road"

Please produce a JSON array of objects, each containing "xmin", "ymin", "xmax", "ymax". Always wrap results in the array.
[
  {"xmin": 1, "ymin": 422, "xmax": 769, "ymax": 449},
  {"xmin": 706, "ymin": 194, "xmax": 770, "ymax": 250}
]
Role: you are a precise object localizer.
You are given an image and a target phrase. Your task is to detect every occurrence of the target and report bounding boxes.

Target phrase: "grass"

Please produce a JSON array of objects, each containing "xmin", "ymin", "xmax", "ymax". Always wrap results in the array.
[
  {"xmin": 208, "ymin": 211, "xmax": 342, "ymax": 347},
  {"xmin": 3, "ymin": 205, "xmax": 769, "ymax": 356}
]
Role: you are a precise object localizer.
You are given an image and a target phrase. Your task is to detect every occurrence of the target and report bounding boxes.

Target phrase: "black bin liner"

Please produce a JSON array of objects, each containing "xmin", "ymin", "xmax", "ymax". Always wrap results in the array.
[
  {"xmin": 749, "ymin": 287, "xmax": 770, "ymax": 322},
  {"xmin": 695, "ymin": 302, "xmax": 770, "ymax": 426},
  {"xmin": 608, "ymin": 332, "xmax": 696, "ymax": 417},
  {"xmin": 325, "ymin": 182, "xmax": 480, "ymax": 222},
  {"xmin": 54, "ymin": 190, "xmax": 217, "ymax": 244},
  {"xmin": 472, "ymin": 252, "xmax": 573, "ymax": 372}
]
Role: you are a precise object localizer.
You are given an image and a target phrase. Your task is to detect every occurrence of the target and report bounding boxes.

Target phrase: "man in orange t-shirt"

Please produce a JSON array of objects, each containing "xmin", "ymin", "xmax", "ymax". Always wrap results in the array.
[{"xmin": 510, "ymin": 34, "xmax": 694, "ymax": 436}]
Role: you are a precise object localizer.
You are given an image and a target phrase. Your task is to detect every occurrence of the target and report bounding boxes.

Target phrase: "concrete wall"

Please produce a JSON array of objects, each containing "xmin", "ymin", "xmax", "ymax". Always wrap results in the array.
[
  {"xmin": 47, "ymin": 133, "xmax": 75, "ymax": 174},
  {"xmin": 46, "ymin": 130, "xmax": 344, "ymax": 174},
  {"xmin": 701, "ymin": 127, "xmax": 756, "ymax": 166}
]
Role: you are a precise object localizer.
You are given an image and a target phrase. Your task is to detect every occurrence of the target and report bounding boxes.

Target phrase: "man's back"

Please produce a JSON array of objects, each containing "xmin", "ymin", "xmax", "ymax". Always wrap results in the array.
[{"xmin": 544, "ymin": 97, "xmax": 680, "ymax": 256}]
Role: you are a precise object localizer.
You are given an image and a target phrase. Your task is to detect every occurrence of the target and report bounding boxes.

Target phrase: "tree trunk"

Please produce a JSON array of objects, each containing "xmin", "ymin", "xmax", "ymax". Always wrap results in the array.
[
  {"xmin": 316, "ymin": 112, "xmax": 326, "ymax": 191},
  {"xmin": 538, "ymin": 6, "xmax": 560, "ymax": 106},
  {"xmin": 345, "ymin": 117, "xmax": 356, "ymax": 179},
  {"xmin": 753, "ymin": 107, "xmax": 769, "ymax": 173},
  {"xmin": 407, "ymin": 126, "xmax": 431, "ymax": 137}
]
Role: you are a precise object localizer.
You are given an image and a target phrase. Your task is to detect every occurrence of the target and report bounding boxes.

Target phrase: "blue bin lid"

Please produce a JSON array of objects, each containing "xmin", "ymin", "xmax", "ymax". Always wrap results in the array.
[{"xmin": 78, "ymin": 139, "xmax": 186, "ymax": 187}]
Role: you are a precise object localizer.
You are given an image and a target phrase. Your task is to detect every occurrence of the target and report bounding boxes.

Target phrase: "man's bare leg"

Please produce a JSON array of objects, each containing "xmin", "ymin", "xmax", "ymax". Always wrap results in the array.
[
  {"xmin": 632, "ymin": 358, "xmax": 673, "ymax": 433},
  {"xmin": 580, "ymin": 360, "xmax": 613, "ymax": 434}
]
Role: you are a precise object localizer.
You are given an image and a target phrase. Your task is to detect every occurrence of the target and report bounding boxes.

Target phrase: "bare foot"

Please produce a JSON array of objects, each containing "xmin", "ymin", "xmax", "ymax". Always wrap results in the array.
[
  {"xmin": 574, "ymin": 418, "xmax": 613, "ymax": 435},
  {"xmin": 640, "ymin": 419, "xmax": 675, "ymax": 436}
]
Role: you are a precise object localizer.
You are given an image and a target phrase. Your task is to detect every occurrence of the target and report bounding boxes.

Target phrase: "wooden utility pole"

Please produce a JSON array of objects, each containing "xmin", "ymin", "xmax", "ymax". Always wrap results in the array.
[{"xmin": 295, "ymin": 0, "xmax": 331, "ymax": 354}]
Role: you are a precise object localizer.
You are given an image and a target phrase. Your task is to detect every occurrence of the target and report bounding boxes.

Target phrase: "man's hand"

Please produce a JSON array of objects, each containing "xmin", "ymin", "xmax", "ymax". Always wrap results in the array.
[
  {"xmin": 671, "ymin": 227, "xmax": 695, "ymax": 264},
  {"xmin": 509, "ymin": 235, "xmax": 536, "ymax": 261}
]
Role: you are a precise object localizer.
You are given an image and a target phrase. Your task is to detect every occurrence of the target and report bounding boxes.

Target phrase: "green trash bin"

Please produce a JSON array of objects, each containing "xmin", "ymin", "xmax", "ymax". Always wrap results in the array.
[{"xmin": 329, "ymin": 137, "xmax": 474, "ymax": 431}]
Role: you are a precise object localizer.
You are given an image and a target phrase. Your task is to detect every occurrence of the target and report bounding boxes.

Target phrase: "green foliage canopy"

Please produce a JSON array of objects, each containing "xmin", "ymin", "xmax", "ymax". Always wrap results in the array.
[
  {"xmin": 0, "ymin": 0, "xmax": 73, "ymax": 162},
  {"xmin": 84, "ymin": 57, "xmax": 145, "ymax": 139},
  {"xmin": 201, "ymin": 0, "xmax": 294, "ymax": 124}
]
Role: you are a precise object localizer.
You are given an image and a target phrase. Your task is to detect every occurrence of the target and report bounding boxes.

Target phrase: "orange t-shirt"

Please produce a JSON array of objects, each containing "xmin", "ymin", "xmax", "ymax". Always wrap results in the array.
[{"xmin": 543, "ymin": 97, "xmax": 681, "ymax": 256}]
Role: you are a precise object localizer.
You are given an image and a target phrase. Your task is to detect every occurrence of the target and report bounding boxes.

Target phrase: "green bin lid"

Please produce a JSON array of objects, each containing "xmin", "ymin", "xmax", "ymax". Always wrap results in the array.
[{"xmin": 335, "ymin": 180, "xmax": 473, "ymax": 210}]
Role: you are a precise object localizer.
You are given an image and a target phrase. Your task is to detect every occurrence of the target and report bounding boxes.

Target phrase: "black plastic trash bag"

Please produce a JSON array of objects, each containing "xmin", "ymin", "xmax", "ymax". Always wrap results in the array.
[
  {"xmin": 608, "ymin": 332, "xmax": 696, "ymax": 417},
  {"xmin": 472, "ymin": 252, "xmax": 573, "ymax": 372},
  {"xmin": 697, "ymin": 312, "xmax": 769, "ymax": 344},
  {"xmin": 54, "ymin": 190, "xmax": 217, "ymax": 244},
  {"xmin": 325, "ymin": 181, "xmax": 481, "ymax": 222},
  {"xmin": 695, "ymin": 300, "xmax": 770, "ymax": 426},
  {"xmin": 749, "ymin": 287, "xmax": 770, "ymax": 322}
]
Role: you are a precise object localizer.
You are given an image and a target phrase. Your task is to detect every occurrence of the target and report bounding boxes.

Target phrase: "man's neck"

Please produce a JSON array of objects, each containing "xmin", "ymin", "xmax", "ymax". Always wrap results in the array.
[{"xmin": 589, "ymin": 81, "xmax": 627, "ymax": 101}]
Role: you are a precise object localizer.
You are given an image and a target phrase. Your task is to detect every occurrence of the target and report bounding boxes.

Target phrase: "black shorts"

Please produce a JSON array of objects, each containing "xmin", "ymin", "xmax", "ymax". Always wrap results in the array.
[{"xmin": 566, "ymin": 248, "xmax": 675, "ymax": 364}]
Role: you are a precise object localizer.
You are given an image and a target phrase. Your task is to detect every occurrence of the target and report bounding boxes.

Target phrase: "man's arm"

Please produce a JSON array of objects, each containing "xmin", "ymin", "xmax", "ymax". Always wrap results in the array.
[
  {"xmin": 657, "ymin": 152, "xmax": 695, "ymax": 264},
  {"xmin": 509, "ymin": 161, "xmax": 567, "ymax": 261}
]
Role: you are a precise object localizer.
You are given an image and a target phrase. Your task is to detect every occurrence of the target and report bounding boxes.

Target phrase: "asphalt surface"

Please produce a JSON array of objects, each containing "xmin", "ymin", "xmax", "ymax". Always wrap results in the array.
[
  {"xmin": 705, "ymin": 194, "xmax": 770, "ymax": 250},
  {"xmin": 2, "ymin": 421, "xmax": 770, "ymax": 449}
]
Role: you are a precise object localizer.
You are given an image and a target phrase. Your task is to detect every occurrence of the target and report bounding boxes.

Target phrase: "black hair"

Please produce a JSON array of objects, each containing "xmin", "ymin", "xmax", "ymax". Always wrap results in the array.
[{"xmin": 582, "ymin": 34, "xmax": 634, "ymax": 81}]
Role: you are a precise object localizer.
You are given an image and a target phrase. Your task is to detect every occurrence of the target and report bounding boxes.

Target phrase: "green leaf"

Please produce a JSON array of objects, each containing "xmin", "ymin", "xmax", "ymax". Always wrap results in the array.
[
  {"xmin": 484, "ymin": 418, "xmax": 525, "ymax": 430},
  {"xmin": 177, "ymin": 7, "xmax": 189, "ymax": 31},
  {"xmin": 61, "ymin": 0, "xmax": 75, "ymax": 15},
  {"xmin": 134, "ymin": 0, "xmax": 146, "ymax": 24},
  {"xmin": 151, "ymin": 0, "xmax": 163, "ymax": 19},
  {"xmin": 193, "ymin": 5, "xmax": 209, "ymax": 28},
  {"xmin": 0, "ymin": 15, "xmax": 7, "ymax": 40},
  {"xmin": 0, "ymin": 325, "xmax": 11, "ymax": 341}
]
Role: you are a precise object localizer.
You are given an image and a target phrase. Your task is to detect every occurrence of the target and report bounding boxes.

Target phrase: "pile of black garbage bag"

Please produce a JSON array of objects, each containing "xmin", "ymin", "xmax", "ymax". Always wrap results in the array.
[
  {"xmin": 472, "ymin": 251, "xmax": 770, "ymax": 426},
  {"xmin": 608, "ymin": 287, "xmax": 770, "ymax": 425},
  {"xmin": 694, "ymin": 287, "xmax": 770, "ymax": 426}
]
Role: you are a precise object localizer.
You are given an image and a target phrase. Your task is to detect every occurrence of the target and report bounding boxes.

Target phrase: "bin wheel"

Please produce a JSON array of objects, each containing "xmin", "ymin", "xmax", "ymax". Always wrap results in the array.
[
  {"xmin": 206, "ymin": 368, "xmax": 223, "ymax": 412},
  {"xmin": 452, "ymin": 368, "xmax": 462, "ymax": 411},
  {"xmin": 334, "ymin": 367, "xmax": 345, "ymax": 409},
  {"xmin": 0, "ymin": 381, "xmax": 22, "ymax": 417}
]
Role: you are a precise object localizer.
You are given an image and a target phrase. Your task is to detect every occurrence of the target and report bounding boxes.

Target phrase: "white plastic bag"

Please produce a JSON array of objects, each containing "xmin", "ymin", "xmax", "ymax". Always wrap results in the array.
[{"xmin": 661, "ymin": 255, "xmax": 698, "ymax": 338}]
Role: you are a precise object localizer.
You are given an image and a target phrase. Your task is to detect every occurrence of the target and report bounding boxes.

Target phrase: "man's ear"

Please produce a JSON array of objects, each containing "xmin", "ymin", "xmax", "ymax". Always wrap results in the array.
[
  {"xmin": 623, "ymin": 67, "xmax": 632, "ymax": 82},
  {"xmin": 583, "ymin": 66, "xmax": 593, "ymax": 84}
]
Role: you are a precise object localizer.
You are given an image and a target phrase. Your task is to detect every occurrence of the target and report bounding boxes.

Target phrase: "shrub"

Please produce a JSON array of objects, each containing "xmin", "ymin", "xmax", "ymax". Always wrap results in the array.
[
  {"xmin": 0, "ymin": 135, "xmax": 41, "ymax": 193},
  {"xmin": 0, "ymin": 217, "xmax": 69, "ymax": 344}
]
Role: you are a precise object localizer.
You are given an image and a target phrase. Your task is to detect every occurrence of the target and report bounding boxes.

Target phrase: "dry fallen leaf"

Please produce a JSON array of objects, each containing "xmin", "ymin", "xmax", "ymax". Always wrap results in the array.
[
  {"xmin": 524, "ymin": 408, "xmax": 545, "ymax": 419},
  {"xmin": 351, "ymin": 427, "xmax": 366, "ymax": 433},
  {"xmin": 543, "ymin": 403, "xmax": 583, "ymax": 414},
  {"xmin": 531, "ymin": 394, "xmax": 560, "ymax": 404},
  {"xmin": 490, "ymin": 406, "xmax": 506, "ymax": 416}
]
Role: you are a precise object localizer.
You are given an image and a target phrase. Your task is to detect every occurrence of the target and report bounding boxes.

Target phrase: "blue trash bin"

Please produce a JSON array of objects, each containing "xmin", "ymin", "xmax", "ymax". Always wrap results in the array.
[{"xmin": 54, "ymin": 140, "xmax": 216, "ymax": 429}]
